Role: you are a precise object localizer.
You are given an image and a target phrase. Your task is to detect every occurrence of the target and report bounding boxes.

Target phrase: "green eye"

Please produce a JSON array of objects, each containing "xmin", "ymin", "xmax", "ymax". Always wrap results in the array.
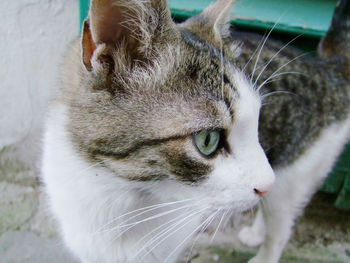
[{"xmin": 194, "ymin": 130, "xmax": 220, "ymax": 157}]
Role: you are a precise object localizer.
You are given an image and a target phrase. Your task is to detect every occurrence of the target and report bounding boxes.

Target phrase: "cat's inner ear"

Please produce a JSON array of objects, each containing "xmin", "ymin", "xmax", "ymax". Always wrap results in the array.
[
  {"xmin": 82, "ymin": 19, "xmax": 97, "ymax": 71},
  {"xmin": 81, "ymin": 0, "xmax": 174, "ymax": 71},
  {"xmin": 182, "ymin": 0, "xmax": 234, "ymax": 42}
]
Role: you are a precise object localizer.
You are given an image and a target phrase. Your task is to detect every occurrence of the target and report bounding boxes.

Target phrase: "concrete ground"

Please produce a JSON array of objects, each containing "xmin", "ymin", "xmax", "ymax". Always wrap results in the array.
[{"xmin": 1, "ymin": 160, "xmax": 350, "ymax": 263}]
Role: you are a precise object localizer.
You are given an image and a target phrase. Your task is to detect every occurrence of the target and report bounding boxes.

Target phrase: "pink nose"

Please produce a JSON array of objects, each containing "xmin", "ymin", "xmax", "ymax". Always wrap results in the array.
[
  {"xmin": 254, "ymin": 183, "xmax": 273, "ymax": 197},
  {"xmin": 254, "ymin": 188, "xmax": 268, "ymax": 197}
]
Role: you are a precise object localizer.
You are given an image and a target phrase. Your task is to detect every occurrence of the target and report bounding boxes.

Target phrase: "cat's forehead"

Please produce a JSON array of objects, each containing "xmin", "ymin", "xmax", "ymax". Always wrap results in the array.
[
  {"xmin": 131, "ymin": 43, "xmax": 236, "ymax": 131},
  {"xmin": 130, "ymin": 28, "xmax": 237, "ymax": 98},
  {"xmin": 116, "ymin": 87, "xmax": 233, "ymax": 138},
  {"xmin": 110, "ymin": 29, "xmax": 254, "ymax": 133}
]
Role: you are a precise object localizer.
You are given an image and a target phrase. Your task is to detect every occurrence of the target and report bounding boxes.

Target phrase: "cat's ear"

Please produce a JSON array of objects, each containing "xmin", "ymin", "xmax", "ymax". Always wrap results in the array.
[
  {"xmin": 82, "ymin": 19, "xmax": 96, "ymax": 71},
  {"xmin": 182, "ymin": 0, "xmax": 234, "ymax": 42},
  {"xmin": 81, "ymin": 0, "xmax": 175, "ymax": 71}
]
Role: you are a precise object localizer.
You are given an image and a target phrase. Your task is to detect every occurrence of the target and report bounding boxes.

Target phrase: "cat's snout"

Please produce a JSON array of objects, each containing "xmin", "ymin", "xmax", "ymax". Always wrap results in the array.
[{"xmin": 253, "ymin": 166, "xmax": 275, "ymax": 197}]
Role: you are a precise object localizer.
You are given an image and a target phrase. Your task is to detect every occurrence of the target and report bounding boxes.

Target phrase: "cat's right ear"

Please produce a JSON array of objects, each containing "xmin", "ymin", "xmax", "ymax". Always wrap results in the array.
[
  {"xmin": 81, "ymin": 0, "xmax": 175, "ymax": 72},
  {"xmin": 81, "ymin": 0, "xmax": 140, "ymax": 72},
  {"xmin": 82, "ymin": 19, "xmax": 96, "ymax": 71}
]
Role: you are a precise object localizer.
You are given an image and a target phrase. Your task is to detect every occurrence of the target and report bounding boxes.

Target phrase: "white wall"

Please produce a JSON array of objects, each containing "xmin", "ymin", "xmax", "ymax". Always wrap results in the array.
[{"xmin": 0, "ymin": 0, "xmax": 79, "ymax": 168}]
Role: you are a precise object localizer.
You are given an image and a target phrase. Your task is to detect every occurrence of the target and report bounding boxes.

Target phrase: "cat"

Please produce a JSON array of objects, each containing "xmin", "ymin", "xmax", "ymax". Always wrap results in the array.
[
  {"xmin": 236, "ymin": 0, "xmax": 350, "ymax": 262},
  {"xmin": 42, "ymin": 0, "xmax": 274, "ymax": 262},
  {"xmin": 41, "ymin": 0, "xmax": 350, "ymax": 263}
]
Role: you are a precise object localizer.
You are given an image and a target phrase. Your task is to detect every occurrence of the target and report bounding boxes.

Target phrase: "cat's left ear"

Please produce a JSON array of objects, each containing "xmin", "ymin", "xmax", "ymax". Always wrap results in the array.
[{"xmin": 181, "ymin": 0, "xmax": 234, "ymax": 42}]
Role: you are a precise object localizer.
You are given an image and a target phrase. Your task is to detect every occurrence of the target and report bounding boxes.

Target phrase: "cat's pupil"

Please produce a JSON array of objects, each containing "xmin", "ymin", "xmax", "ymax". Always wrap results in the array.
[{"xmin": 204, "ymin": 133, "xmax": 211, "ymax": 147}]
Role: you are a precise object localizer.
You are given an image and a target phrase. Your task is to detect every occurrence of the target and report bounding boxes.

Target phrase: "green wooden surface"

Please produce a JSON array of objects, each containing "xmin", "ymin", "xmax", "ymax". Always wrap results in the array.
[
  {"xmin": 79, "ymin": 0, "xmax": 350, "ymax": 209},
  {"xmin": 80, "ymin": 0, "xmax": 89, "ymax": 28},
  {"xmin": 170, "ymin": 0, "xmax": 337, "ymax": 37},
  {"xmin": 80, "ymin": 0, "xmax": 337, "ymax": 37}
]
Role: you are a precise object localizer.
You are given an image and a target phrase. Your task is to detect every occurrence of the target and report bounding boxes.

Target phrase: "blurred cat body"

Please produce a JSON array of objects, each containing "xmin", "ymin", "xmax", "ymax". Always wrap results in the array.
[
  {"xmin": 42, "ymin": 0, "xmax": 274, "ymax": 262},
  {"xmin": 235, "ymin": 0, "xmax": 350, "ymax": 262}
]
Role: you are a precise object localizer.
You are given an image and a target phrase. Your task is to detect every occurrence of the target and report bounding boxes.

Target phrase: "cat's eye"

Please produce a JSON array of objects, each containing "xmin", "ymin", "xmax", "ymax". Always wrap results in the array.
[{"xmin": 194, "ymin": 130, "xmax": 220, "ymax": 157}]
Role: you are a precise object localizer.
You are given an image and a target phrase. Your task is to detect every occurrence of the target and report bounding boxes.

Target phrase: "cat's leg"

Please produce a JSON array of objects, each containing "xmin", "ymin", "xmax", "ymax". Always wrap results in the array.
[
  {"xmin": 245, "ymin": 117, "xmax": 350, "ymax": 263},
  {"xmin": 237, "ymin": 166, "xmax": 313, "ymax": 261},
  {"xmin": 238, "ymin": 204, "xmax": 266, "ymax": 248},
  {"xmin": 246, "ymin": 171, "xmax": 318, "ymax": 263}
]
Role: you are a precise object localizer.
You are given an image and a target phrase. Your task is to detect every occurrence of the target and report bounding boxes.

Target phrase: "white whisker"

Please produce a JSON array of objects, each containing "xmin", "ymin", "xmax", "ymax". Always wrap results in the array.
[
  {"xmin": 185, "ymin": 210, "xmax": 220, "ymax": 263},
  {"xmin": 261, "ymin": 89, "xmax": 297, "ymax": 100},
  {"xmin": 257, "ymin": 52, "xmax": 310, "ymax": 91},
  {"xmin": 259, "ymin": 77, "xmax": 285, "ymax": 90},
  {"xmin": 223, "ymin": 208, "xmax": 234, "ymax": 229},
  {"xmin": 243, "ymin": 32, "xmax": 268, "ymax": 73},
  {"xmin": 250, "ymin": 207, "xmax": 255, "ymax": 218},
  {"xmin": 94, "ymin": 198, "xmax": 193, "ymax": 235},
  {"xmin": 164, "ymin": 211, "xmax": 219, "ymax": 263},
  {"xmin": 219, "ymin": 36, "xmax": 225, "ymax": 99},
  {"xmin": 115, "ymin": 203, "xmax": 194, "ymax": 230},
  {"xmin": 133, "ymin": 208, "xmax": 196, "ymax": 251},
  {"xmin": 210, "ymin": 209, "xmax": 228, "ymax": 244},
  {"xmin": 250, "ymin": 15, "xmax": 284, "ymax": 82},
  {"xmin": 139, "ymin": 207, "xmax": 208, "ymax": 260},
  {"xmin": 108, "ymin": 204, "xmax": 196, "ymax": 243},
  {"xmin": 75, "ymin": 159, "xmax": 107, "ymax": 176},
  {"xmin": 254, "ymin": 34, "xmax": 302, "ymax": 87},
  {"xmin": 134, "ymin": 210, "xmax": 198, "ymax": 259},
  {"xmin": 258, "ymin": 70, "xmax": 307, "ymax": 91},
  {"xmin": 233, "ymin": 211, "xmax": 243, "ymax": 229},
  {"xmin": 261, "ymin": 198, "xmax": 271, "ymax": 217}
]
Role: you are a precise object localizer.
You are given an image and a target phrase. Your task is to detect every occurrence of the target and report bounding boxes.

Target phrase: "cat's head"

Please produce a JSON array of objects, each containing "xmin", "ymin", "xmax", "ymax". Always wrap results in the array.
[{"xmin": 66, "ymin": 0, "xmax": 274, "ymax": 213}]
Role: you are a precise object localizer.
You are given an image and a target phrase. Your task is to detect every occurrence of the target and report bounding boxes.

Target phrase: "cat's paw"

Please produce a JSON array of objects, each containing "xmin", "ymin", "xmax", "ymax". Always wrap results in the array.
[{"xmin": 238, "ymin": 226, "xmax": 264, "ymax": 247}]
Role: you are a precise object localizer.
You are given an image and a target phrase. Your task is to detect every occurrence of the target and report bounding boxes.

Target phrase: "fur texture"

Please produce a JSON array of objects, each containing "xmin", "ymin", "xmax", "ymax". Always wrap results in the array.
[
  {"xmin": 42, "ymin": 0, "xmax": 274, "ymax": 262},
  {"xmin": 42, "ymin": 0, "xmax": 350, "ymax": 262}
]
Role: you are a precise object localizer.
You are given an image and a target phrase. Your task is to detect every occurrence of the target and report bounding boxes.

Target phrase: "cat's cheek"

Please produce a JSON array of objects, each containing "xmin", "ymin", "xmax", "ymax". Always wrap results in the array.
[{"xmin": 201, "ymin": 157, "xmax": 257, "ymax": 211}]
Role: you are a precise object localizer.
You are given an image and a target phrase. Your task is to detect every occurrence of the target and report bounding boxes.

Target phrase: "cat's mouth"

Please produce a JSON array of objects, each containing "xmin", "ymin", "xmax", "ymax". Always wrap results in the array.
[{"xmin": 193, "ymin": 201, "xmax": 260, "ymax": 237}]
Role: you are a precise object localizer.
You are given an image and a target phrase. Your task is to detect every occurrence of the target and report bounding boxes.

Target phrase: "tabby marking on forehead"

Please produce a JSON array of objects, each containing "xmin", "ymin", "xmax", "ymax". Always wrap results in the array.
[{"xmin": 180, "ymin": 29, "xmax": 224, "ymax": 60}]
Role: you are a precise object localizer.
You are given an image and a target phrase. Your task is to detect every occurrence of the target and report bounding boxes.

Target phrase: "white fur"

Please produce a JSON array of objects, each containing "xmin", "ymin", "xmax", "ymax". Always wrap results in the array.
[
  {"xmin": 42, "ymin": 70, "xmax": 275, "ymax": 263},
  {"xmin": 239, "ymin": 114, "xmax": 350, "ymax": 263},
  {"xmin": 42, "ymin": 104, "xmax": 192, "ymax": 263},
  {"xmin": 238, "ymin": 206, "xmax": 265, "ymax": 247}
]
